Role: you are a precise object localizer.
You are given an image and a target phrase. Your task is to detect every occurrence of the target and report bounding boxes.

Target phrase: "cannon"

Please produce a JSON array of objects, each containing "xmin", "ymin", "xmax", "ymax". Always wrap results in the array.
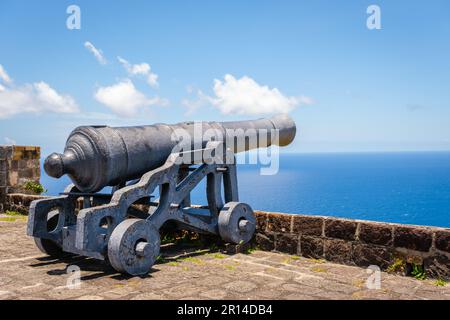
[{"xmin": 27, "ymin": 114, "xmax": 296, "ymax": 275}]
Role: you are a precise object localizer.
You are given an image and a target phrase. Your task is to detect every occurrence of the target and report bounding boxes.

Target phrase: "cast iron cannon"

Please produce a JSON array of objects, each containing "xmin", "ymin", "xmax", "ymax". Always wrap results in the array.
[{"xmin": 27, "ymin": 114, "xmax": 296, "ymax": 275}]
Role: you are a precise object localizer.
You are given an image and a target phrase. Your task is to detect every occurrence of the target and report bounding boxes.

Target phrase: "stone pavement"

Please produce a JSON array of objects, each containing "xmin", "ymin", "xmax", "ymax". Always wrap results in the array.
[{"xmin": 1, "ymin": 217, "xmax": 449, "ymax": 300}]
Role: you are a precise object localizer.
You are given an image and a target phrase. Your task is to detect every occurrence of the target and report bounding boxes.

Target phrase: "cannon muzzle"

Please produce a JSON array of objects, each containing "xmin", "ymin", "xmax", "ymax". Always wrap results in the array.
[{"xmin": 45, "ymin": 114, "xmax": 296, "ymax": 192}]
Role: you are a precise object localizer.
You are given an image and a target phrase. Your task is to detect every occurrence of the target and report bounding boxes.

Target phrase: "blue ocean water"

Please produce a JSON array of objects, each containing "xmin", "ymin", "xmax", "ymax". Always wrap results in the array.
[{"xmin": 41, "ymin": 152, "xmax": 450, "ymax": 228}]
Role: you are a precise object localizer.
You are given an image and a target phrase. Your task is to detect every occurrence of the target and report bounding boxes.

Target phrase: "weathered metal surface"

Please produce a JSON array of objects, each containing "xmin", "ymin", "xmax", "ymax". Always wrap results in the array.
[
  {"xmin": 28, "ymin": 115, "xmax": 297, "ymax": 275},
  {"xmin": 44, "ymin": 114, "xmax": 296, "ymax": 193},
  {"xmin": 218, "ymin": 202, "xmax": 256, "ymax": 244},
  {"xmin": 108, "ymin": 219, "xmax": 160, "ymax": 275}
]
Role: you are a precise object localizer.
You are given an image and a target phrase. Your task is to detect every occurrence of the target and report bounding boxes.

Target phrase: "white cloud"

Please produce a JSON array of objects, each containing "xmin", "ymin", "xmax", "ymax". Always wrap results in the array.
[
  {"xmin": 0, "ymin": 64, "xmax": 12, "ymax": 84},
  {"xmin": 207, "ymin": 74, "xmax": 311, "ymax": 115},
  {"xmin": 94, "ymin": 79, "xmax": 167, "ymax": 117},
  {"xmin": 0, "ymin": 74, "xmax": 80, "ymax": 119},
  {"xmin": 4, "ymin": 137, "xmax": 16, "ymax": 145},
  {"xmin": 182, "ymin": 90, "xmax": 209, "ymax": 115},
  {"xmin": 84, "ymin": 41, "xmax": 107, "ymax": 65},
  {"xmin": 117, "ymin": 57, "xmax": 159, "ymax": 88}
]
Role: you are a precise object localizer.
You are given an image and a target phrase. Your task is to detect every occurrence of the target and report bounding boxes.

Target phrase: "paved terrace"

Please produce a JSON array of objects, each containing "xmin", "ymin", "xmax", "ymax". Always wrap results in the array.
[{"xmin": 0, "ymin": 217, "xmax": 449, "ymax": 300}]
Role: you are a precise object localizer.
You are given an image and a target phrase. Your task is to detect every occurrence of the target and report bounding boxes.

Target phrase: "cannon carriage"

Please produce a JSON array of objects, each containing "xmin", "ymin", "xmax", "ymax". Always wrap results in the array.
[{"xmin": 27, "ymin": 114, "xmax": 296, "ymax": 275}]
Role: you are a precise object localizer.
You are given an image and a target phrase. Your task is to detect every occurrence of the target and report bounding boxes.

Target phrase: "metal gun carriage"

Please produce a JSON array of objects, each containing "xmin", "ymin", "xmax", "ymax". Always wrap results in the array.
[{"xmin": 27, "ymin": 114, "xmax": 296, "ymax": 275}]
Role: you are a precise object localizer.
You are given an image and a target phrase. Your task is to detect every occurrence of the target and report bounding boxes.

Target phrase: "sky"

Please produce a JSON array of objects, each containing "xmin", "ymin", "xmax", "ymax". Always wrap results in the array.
[{"xmin": 0, "ymin": 0, "xmax": 450, "ymax": 156}]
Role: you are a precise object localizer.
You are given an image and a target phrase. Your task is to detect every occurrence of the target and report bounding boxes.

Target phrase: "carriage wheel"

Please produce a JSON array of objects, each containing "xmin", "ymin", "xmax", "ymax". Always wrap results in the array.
[
  {"xmin": 34, "ymin": 210, "xmax": 63, "ymax": 257},
  {"xmin": 218, "ymin": 202, "xmax": 256, "ymax": 244},
  {"xmin": 108, "ymin": 219, "xmax": 160, "ymax": 276}
]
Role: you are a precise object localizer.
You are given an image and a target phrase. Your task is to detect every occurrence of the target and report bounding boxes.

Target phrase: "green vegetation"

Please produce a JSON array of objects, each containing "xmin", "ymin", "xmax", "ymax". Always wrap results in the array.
[
  {"xmin": 224, "ymin": 264, "xmax": 236, "ymax": 271},
  {"xmin": 161, "ymin": 234, "xmax": 176, "ymax": 245},
  {"xmin": 23, "ymin": 181, "xmax": 46, "ymax": 195},
  {"xmin": 5, "ymin": 210, "xmax": 26, "ymax": 216},
  {"xmin": 155, "ymin": 255, "xmax": 166, "ymax": 263},
  {"xmin": 211, "ymin": 253, "xmax": 226, "ymax": 259},
  {"xmin": 180, "ymin": 257, "xmax": 204, "ymax": 265},
  {"xmin": 243, "ymin": 247, "xmax": 256, "ymax": 254},
  {"xmin": 311, "ymin": 266, "xmax": 327, "ymax": 273},
  {"xmin": 410, "ymin": 264, "xmax": 426, "ymax": 280},
  {"xmin": 387, "ymin": 258, "xmax": 406, "ymax": 274},
  {"xmin": 0, "ymin": 217, "xmax": 16, "ymax": 222},
  {"xmin": 434, "ymin": 279, "xmax": 448, "ymax": 287},
  {"xmin": 1, "ymin": 211, "xmax": 27, "ymax": 222}
]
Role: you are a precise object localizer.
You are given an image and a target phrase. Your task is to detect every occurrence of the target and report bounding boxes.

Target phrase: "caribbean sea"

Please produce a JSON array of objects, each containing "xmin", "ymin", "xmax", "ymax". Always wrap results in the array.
[{"xmin": 41, "ymin": 152, "xmax": 450, "ymax": 228}]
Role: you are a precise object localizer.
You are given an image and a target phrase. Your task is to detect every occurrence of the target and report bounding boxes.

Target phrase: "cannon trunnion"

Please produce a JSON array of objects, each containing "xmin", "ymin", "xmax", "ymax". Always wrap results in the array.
[{"xmin": 27, "ymin": 115, "xmax": 296, "ymax": 275}]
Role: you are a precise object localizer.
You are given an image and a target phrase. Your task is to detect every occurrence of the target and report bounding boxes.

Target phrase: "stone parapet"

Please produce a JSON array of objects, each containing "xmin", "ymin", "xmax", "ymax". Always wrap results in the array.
[
  {"xmin": 2, "ymin": 190, "xmax": 449, "ymax": 280},
  {"xmin": 0, "ymin": 145, "xmax": 41, "ymax": 212},
  {"xmin": 254, "ymin": 211, "xmax": 450, "ymax": 280}
]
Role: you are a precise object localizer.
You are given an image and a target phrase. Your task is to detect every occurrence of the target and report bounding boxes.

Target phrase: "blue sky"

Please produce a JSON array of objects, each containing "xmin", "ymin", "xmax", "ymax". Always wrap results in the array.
[{"xmin": 0, "ymin": 0, "xmax": 449, "ymax": 155}]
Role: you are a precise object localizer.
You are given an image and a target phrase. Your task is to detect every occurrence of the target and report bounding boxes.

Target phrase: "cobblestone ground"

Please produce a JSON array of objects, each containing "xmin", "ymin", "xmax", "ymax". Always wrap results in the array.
[{"xmin": 1, "ymin": 217, "xmax": 449, "ymax": 300}]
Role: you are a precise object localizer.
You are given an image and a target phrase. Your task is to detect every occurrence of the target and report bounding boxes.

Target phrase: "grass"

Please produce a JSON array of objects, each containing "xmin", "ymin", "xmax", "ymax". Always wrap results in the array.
[
  {"xmin": 311, "ymin": 266, "xmax": 328, "ymax": 273},
  {"xmin": 0, "ymin": 211, "xmax": 27, "ymax": 222},
  {"xmin": 5, "ymin": 210, "xmax": 26, "ymax": 216},
  {"xmin": 434, "ymin": 279, "xmax": 448, "ymax": 287},
  {"xmin": 243, "ymin": 247, "xmax": 257, "ymax": 254},
  {"xmin": 387, "ymin": 258, "xmax": 406, "ymax": 274},
  {"xmin": 210, "ymin": 253, "xmax": 226, "ymax": 259},
  {"xmin": 224, "ymin": 265, "xmax": 236, "ymax": 271},
  {"xmin": 410, "ymin": 264, "xmax": 426, "ymax": 280},
  {"xmin": 155, "ymin": 255, "xmax": 166, "ymax": 264},
  {"xmin": 0, "ymin": 217, "xmax": 17, "ymax": 222},
  {"xmin": 308, "ymin": 258, "xmax": 326, "ymax": 264},
  {"xmin": 180, "ymin": 257, "xmax": 205, "ymax": 265}
]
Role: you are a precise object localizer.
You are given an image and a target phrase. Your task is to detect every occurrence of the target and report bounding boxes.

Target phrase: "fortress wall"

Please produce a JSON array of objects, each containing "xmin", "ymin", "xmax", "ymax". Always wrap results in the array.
[
  {"xmin": 254, "ymin": 211, "xmax": 450, "ymax": 280},
  {"xmin": 0, "ymin": 146, "xmax": 41, "ymax": 212},
  {"xmin": 1, "ymin": 144, "xmax": 449, "ymax": 280}
]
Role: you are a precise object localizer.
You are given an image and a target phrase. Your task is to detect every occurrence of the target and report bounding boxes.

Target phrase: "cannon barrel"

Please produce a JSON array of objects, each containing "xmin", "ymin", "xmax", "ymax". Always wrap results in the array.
[{"xmin": 44, "ymin": 114, "xmax": 296, "ymax": 192}]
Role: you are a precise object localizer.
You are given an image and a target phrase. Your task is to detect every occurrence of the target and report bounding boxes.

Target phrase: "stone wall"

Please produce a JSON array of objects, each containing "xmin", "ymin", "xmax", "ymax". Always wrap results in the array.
[
  {"xmin": 253, "ymin": 211, "xmax": 450, "ymax": 280},
  {"xmin": 0, "ymin": 146, "xmax": 41, "ymax": 212},
  {"xmin": 5, "ymin": 191, "xmax": 450, "ymax": 279}
]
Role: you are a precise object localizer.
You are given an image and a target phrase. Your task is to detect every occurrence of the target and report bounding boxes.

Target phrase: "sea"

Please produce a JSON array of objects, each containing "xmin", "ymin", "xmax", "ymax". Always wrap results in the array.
[{"xmin": 40, "ymin": 152, "xmax": 450, "ymax": 228}]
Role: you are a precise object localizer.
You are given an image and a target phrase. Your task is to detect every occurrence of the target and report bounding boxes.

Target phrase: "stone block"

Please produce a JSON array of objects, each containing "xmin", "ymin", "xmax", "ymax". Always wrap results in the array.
[
  {"xmin": 267, "ymin": 213, "xmax": 292, "ymax": 233},
  {"xmin": 254, "ymin": 233, "xmax": 275, "ymax": 251},
  {"xmin": 435, "ymin": 230, "xmax": 450, "ymax": 253},
  {"xmin": 325, "ymin": 218, "xmax": 357, "ymax": 241},
  {"xmin": 275, "ymin": 234, "xmax": 298, "ymax": 255},
  {"xmin": 324, "ymin": 239, "xmax": 353, "ymax": 265},
  {"xmin": 18, "ymin": 160, "xmax": 29, "ymax": 170},
  {"xmin": 0, "ymin": 160, "xmax": 7, "ymax": 172},
  {"xmin": 0, "ymin": 146, "xmax": 13, "ymax": 160},
  {"xmin": 292, "ymin": 215, "xmax": 323, "ymax": 236},
  {"xmin": 358, "ymin": 222, "xmax": 393, "ymax": 246},
  {"xmin": 19, "ymin": 168, "xmax": 34, "ymax": 179},
  {"xmin": 9, "ymin": 160, "xmax": 18, "ymax": 170},
  {"xmin": 7, "ymin": 171, "xmax": 18, "ymax": 186},
  {"xmin": 300, "ymin": 235, "xmax": 324, "ymax": 259},
  {"xmin": 254, "ymin": 211, "xmax": 267, "ymax": 232},
  {"xmin": 0, "ymin": 171, "xmax": 6, "ymax": 186},
  {"xmin": 352, "ymin": 243, "xmax": 393, "ymax": 269},
  {"xmin": 393, "ymin": 227, "xmax": 432, "ymax": 252},
  {"xmin": 424, "ymin": 254, "xmax": 450, "ymax": 280}
]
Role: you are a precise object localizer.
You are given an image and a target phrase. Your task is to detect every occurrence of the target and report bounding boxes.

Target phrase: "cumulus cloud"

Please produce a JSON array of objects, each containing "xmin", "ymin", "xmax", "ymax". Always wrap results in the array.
[
  {"xmin": 84, "ymin": 41, "xmax": 107, "ymax": 65},
  {"xmin": 3, "ymin": 137, "xmax": 16, "ymax": 145},
  {"xmin": 0, "ymin": 64, "xmax": 12, "ymax": 84},
  {"xmin": 0, "ymin": 65, "xmax": 80, "ymax": 119},
  {"xmin": 183, "ymin": 74, "xmax": 313, "ymax": 115},
  {"xmin": 94, "ymin": 79, "xmax": 167, "ymax": 117},
  {"xmin": 207, "ymin": 74, "xmax": 311, "ymax": 115},
  {"xmin": 117, "ymin": 57, "xmax": 159, "ymax": 88}
]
